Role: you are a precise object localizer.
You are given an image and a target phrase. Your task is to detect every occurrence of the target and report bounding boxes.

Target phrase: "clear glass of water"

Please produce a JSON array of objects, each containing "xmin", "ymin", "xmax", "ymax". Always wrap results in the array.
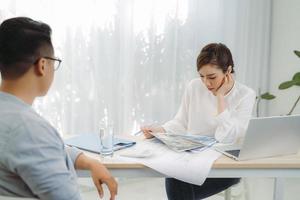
[{"xmin": 99, "ymin": 122, "xmax": 114, "ymax": 157}]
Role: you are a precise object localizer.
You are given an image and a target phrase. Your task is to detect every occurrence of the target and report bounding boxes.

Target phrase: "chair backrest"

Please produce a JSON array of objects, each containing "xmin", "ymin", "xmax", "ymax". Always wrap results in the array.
[{"xmin": 0, "ymin": 196, "xmax": 38, "ymax": 200}]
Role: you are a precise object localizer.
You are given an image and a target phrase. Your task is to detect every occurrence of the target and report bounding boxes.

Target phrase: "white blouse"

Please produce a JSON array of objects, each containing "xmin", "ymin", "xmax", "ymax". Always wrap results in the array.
[{"xmin": 162, "ymin": 78, "xmax": 256, "ymax": 143}]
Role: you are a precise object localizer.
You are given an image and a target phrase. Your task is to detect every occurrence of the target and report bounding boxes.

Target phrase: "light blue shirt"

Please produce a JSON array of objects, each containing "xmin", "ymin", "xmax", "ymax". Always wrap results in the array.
[{"xmin": 0, "ymin": 91, "xmax": 83, "ymax": 199}]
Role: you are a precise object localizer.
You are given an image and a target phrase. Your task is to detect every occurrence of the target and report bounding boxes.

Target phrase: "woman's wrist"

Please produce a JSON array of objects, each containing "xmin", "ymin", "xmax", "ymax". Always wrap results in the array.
[
  {"xmin": 217, "ymin": 94, "xmax": 226, "ymax": 114},
  {"xmin": 216, "ymin": 93, "xmax": 224, "ymax": 98}
]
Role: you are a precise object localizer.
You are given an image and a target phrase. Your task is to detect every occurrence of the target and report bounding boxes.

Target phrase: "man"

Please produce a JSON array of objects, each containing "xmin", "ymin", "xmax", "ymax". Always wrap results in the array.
[{"xmin": 0, "ymin": 17, "xmax": 117, "ymax": 200}]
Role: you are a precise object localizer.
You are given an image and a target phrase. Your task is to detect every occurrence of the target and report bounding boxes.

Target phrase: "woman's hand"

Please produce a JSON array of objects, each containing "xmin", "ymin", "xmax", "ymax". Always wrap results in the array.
[
  {"xmin": 215, "ymin": 73, "xmax": 234, "ymax": 97},
  {"xmin": 140, "ymin": 125, "xmax": 166, "ymax": 139},
  {"xmin": 215, "ymin": 73, "xmax": 234, "ymax": 114}
]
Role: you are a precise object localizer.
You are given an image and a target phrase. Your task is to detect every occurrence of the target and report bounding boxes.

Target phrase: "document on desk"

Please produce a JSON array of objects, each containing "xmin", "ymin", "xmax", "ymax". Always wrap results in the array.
[
  {"xmin": 118, "ymin": 138, "xmax": 221, "ymax": 186},
  {"xmin": 151, "ymin": 132, "xmax": 217, "ymax": 152}
]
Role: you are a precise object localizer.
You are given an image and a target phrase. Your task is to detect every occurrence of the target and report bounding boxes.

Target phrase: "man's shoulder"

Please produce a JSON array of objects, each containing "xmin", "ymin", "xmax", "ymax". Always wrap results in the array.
[
  {"xmin": 0, "ymin": 103, "xmax": 60, "ymax": 148},
  {"xmin": 0, "ymin": 102, "xmax": 45, "ymax": 129}
]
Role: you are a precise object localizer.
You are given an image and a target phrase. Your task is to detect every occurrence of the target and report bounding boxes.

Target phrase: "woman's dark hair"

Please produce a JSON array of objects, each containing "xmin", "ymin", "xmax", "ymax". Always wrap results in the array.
[
  {"xmin": 0, "ymin": 17, "xmax": 53, "ymax": 79},
  {"xmin": 196, "ymin": 43, "xmax": 235, "ymax": 73}
]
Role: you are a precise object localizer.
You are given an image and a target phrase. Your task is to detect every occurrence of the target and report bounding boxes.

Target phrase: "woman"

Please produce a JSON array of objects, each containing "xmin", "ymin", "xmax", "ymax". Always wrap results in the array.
[{"xmin": 141, "ymin": 43, "xmax": 256, "ymax": 200}]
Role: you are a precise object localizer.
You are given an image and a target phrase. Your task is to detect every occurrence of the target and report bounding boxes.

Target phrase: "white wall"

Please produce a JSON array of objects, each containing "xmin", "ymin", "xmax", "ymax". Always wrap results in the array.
[{"xmin": 268, "ymin": 0, "xmax": 300, "ymax": 116}]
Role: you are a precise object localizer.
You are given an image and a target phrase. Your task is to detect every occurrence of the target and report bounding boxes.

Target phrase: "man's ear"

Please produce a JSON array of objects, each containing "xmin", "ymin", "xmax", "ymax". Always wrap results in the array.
[{"xmin": 34, "ymin": 58, "xmax": 46, "ymax": 76}]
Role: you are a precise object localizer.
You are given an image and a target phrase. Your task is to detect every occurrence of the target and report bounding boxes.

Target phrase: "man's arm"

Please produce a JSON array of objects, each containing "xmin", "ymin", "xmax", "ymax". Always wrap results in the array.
[
  {"xmin": 74, "ymin": 153, "xmax": 118, "ymax": 200},
  {"xmin": 5, "ymin": 123, "xmax": 82, "ymax": 200}
]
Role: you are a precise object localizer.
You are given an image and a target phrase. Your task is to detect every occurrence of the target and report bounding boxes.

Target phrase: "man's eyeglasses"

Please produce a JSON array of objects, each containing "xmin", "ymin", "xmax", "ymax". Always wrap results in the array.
[{"xmin": 43, "ymin": 56, "xmax": 62, "ymax": 71}]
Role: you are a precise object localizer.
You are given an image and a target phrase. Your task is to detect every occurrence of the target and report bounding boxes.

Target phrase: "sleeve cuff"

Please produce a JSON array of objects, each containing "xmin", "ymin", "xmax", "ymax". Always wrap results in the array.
[
  {"xmin": 162, "ymin": 122, "xmax": 184, "ymax": 134},
  {"xmin": 161, "ymin": 124, "xmax": 170, "ymax": 133},
  {"xmin": 66, "ymin": 146, "xmax": 83, "ymax": 164}
]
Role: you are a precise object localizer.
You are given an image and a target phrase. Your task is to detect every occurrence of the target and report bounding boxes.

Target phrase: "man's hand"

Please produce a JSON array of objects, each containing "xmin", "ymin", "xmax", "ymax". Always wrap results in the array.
[
  {"xmin": 89, "ymin": 160, "xmax": 118, "ymax": 200},
  {"xmin": 75, "ymin": 154, "xmax": 118, "ymax": 200}
]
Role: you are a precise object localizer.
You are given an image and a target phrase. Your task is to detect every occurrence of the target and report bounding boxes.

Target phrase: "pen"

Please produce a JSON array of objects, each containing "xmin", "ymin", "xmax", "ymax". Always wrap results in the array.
[
  {"xmin": 133, "ymin": 130, "xmax": 143, "ymax": 136},
  {"xmin": 133, "ymin": 123, "xmax": 157, "ymax": 136}
]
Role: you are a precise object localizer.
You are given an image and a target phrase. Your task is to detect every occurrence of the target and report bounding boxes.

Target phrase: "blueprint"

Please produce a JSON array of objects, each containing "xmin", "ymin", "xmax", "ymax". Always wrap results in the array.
[{"xmin": 118, "ymin": 138, "xmax": 221, "ymax": 186}]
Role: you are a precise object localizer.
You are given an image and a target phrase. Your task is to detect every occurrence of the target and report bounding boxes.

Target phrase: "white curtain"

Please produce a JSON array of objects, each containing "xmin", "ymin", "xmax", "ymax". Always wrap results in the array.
[{"xmin": 0, "ymin": 0, "xmax": 272, "ymax": 136}]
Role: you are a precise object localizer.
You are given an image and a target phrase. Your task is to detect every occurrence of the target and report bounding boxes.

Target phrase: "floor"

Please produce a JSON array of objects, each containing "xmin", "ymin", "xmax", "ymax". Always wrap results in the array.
[{"xmin": 79, "ymin": 177, "xmax": 300, "ymax": 200}]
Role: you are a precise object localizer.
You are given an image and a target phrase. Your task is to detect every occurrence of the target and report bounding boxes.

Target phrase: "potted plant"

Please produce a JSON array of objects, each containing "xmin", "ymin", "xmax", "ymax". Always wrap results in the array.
[{"xmin": 256, "ymin": 50, "xmax": 300, "ymax": 116}]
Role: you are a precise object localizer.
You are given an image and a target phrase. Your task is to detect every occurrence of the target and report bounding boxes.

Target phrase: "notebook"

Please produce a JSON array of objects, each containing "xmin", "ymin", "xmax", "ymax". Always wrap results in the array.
[{"xmin": 65, "ymin": 134, "xmax": 136, "ymax": 153}]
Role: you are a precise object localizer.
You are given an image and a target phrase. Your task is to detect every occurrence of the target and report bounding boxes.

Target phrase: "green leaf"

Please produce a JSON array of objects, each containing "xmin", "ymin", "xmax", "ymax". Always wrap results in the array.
[
  {"xmin": 295, "ymin": 79, "xmax": 300, "ymax": 86},
  {"xmin": 292, "ymin": 72, "xmax": 300, "ymax": 81},
  {"xmin": 279, "ymin": 81, "xmax": 295, "ymax": 90},
  {"xmin": 260, "ymin": 92, "xmax": 276, "ymax": 100},
  {"xmin": 294, "ymin": 50, "xmax": 300, "ymax": 58}
]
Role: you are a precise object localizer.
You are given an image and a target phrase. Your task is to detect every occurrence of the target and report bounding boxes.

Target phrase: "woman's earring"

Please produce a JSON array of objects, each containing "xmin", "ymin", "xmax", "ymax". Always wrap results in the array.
[{"xmin": 228, "ymin": 66, "xmax": 232, "ymax": 74}]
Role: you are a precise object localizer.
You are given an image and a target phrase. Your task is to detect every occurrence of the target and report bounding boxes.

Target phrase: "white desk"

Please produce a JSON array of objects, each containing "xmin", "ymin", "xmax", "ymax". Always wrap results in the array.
[
  {"xmin": 79, "ymin": 150, "xmax": 300, "ymax": 177},
  {"xmin": 77, "ymin": 151, "xmax": 300, "ymax": 200}
]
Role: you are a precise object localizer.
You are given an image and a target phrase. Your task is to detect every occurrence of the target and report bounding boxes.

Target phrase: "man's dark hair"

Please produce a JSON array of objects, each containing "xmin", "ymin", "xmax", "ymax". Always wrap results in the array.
[
  {"xmin": 196, "ymin": 43, "xmax": 235, "ymax": 73},
  {"xmin": 0, "ymin": 17, "xmax": 53, "ymax": 79}
]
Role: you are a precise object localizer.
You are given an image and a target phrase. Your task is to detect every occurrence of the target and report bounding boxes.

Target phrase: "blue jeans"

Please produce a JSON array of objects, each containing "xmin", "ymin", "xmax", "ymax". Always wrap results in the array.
[{"xmin": 165, "ymin": 178, "xmax": 240, "ymax": 200}]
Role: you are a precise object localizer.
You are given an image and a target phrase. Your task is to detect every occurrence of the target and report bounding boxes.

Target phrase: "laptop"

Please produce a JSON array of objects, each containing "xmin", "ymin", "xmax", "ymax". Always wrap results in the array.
[{"xmin": 214, "ymin": 115, "xmax": 300, "ymax": 161}]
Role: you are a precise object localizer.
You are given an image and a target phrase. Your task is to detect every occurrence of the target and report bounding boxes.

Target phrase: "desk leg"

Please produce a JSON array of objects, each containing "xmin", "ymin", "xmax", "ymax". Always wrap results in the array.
[{"xmin": 273, "ymin": 178, "xmax": 284, "ymax": 200}]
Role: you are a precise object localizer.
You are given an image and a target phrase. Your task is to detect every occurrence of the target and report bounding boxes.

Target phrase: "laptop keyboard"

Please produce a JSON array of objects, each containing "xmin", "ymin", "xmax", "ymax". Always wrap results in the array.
[{"xmin": 226, "ymin": 149, "xmax": 241, "ymax": 157}]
